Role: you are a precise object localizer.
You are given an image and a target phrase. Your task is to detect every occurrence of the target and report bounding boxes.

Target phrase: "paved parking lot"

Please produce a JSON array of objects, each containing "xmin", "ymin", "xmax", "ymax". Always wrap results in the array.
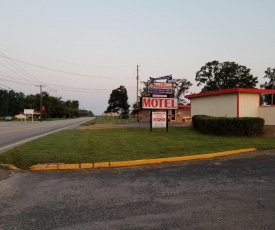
[{"xmin": 0, "ymin": 150, "xmax": 275, "ymax": 229}]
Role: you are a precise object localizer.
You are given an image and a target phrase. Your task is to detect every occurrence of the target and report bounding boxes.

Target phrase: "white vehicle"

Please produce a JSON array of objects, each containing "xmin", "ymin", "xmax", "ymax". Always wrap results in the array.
[{"xmin": 4, "ymin": 116, "xmax": 13, "ymax": 121}]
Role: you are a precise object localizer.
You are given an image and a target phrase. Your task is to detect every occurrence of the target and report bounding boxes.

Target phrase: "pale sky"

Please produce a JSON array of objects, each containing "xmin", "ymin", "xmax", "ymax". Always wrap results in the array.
[{"xmin": 1, "ymin": 0, "xmax": 275, "ymax": 115}]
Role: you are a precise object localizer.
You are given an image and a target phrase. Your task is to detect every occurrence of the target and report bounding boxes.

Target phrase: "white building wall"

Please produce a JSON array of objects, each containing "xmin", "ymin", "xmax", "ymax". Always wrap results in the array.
[
  {"xmin": 258, "ymin": 107, "xmax": 275, "ymax": 125},
  {"xmin": 239, "ymin": 93, "xmax": 259, "ymax": 117},
  {"xmin": 191, "ymin": 94, "xmax": 237, "ymax": 117}
]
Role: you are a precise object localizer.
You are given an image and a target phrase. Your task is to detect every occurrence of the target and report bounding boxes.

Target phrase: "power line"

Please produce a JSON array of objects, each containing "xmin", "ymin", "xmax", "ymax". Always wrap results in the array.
[
  {"xmin": 0, "ymin": 77, "xmax": 34, "ymax": 87},
  {"xmin": 0, "ymin": 61, "xmax": 34, "ymax": 83},
  {"xmin": 0, "ymin": 51, "xmax": 42, "ymax": 84},
  {"xmin": 0, "ymin": 77, "xmax": 112, "ymax": 95},
  {"xmin": 0, "ymin": 83, "xmax": 12, "ymax": 90},
  {"xmin": 1, "ymin": 72, "xmax": 137, "ymax": 91},
  {"xmin": 45, "ymin": 82, "xmax": 112, "ymax": 91},
  {"xmin": 0, "ymin": 45, "xmax": 134, "ymax": 70},
  {"xmin": 136, "ymin": 65, "xmax": 140, "ymax": 107},
  {"xmin": 0, "ymin": 54, "xmax": 134, "ymax": 80},
  {"xmin": 0, "ymin": 51, "xmax": 59, "ymax": 93},
  {"xmin": 0, "ymin": 53, "xmax": 139, "ymax": 101}
]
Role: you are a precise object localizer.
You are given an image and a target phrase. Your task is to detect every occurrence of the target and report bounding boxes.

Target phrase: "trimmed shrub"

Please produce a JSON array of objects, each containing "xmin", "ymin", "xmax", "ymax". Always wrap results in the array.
[{"xmin": 192, "ymin": 115, "xmax": 264, "ymax": 136}]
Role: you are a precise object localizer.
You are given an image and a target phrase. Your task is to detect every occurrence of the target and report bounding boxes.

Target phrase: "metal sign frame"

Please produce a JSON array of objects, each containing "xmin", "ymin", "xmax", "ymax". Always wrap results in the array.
[{"xmin": 149, "ymin": 74, "xmax": 172, "ymax": 81}]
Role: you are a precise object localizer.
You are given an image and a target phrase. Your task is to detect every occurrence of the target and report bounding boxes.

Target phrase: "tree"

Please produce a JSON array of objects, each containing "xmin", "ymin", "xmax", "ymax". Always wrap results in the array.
[
  {"xmin": 0, "ymin": 89, "xmax": 10, "ymax": 116},
  {"xmin": 168, "ymin": 79, "xmax": 192, "ymax": 104},
  {"xmin": 130, "ymin": 81, "xmax": 148, "ymax": 115},
  {"xmin": 24, "ymin": 94, "xmax": 40, "ymax": 111},
  {"xmin": 195, "ymin": 60, "xmax": 258, "ymax": 92},
  {"xmin": 0, "ymin": 89, "xmax": 25, "ymax": 116},
  {"xmin": 79, "ymin": 109, "xmax": 93, "ymax": 117},
  {"xmin": 106, "ymin": 85, "xmax": 130, "ymax": 118},
  {"xmin": 140, "ymin": 81, "xmax": 149, "ymax": 97},
  {"xmin": 44, "ymin": 96, "xmax": 63, "ymax": 118},
  {"xmin": 260, "ymin": 67, "xmax": 275, "ymax": 105}
]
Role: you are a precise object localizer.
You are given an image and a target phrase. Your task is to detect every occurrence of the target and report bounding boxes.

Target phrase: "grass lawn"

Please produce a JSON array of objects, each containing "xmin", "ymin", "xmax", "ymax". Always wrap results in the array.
[
  {"xmin": 81, "ymin": 116, "xmax": 137, "ymax": 125},
  {"xmin": 1, "ymin": 126, "xmax": 275, "ymax": 170}
]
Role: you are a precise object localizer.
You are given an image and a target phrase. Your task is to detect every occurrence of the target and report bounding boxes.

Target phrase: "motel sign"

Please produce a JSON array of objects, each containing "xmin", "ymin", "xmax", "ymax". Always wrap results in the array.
[{"xmin": 141, "ymin": 97, "xmax": 178, "ymax": 109}]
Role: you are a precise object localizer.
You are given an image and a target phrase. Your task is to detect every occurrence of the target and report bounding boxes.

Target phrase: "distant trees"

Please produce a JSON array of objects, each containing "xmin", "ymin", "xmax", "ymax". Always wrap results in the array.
[
  {"xmin": 44, "ymin": 95, "xmax": 63, "ymax": 118},
  {"xmin": 195, "ymin": 61, "xmax": 258, "ymax": 92},
  {"xmin": 0, "ymin": 90, "xmax": 25, "ymax": 116},
  {"xmin": 106, "ymin": 85, "xmax": 130, "ymax": 118},
  {"xmin": 0, "ymin": 89, "xmax": 92, "ymax": 118},
  {"xmin": 260, "ymin": 67, "xmax": 275, "ymax": 105},
  {"xmin": 63, "ymin": 100, "xmax": 80, "ymax": 117},
  {"xmin": 24, "ymin": 94, "xmax": 40, "ymax": 111}
]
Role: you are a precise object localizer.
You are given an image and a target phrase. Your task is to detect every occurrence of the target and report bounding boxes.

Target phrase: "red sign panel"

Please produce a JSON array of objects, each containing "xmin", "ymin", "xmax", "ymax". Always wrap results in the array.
[{"xmin": 141, "ymin": 97, "xmax": 178, "ymax": 109}]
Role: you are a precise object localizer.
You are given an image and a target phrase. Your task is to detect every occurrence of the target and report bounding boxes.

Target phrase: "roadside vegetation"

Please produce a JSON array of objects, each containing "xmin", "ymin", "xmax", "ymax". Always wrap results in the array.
[
  {"xmin": 0, "ymin": 89, "xmax": 94, "ymax": 119},
  {"xmin": 1, "ymin": 126, "xmax": 275, "ymax": 170}
]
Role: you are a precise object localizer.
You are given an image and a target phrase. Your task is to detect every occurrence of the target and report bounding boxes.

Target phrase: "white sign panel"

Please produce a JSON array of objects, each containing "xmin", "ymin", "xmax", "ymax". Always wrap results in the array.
[
  {"xmin": 24, "ymin": 109, "xmax": 34, "ymax": 115},
  {"xmin": 153, "ymin": 94, "xmax": 167, "ymax": 98},
  {"xmin": 152, "ymin": 111, "xmax": 166, "ymax": 128},
  {"xmin": 141, "ymin": 97, "xmax": 178, "ymax": 109}
]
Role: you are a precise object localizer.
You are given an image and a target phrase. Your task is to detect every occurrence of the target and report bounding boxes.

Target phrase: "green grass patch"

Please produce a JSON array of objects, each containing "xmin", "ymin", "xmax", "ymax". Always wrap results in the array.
[
  {"xmin": 1, "ymin": 127, "xmax": 275, "ymax": 170},
  {"xmin": 81, "ymin": 116, "xmax": 136, "ymax": 125}
]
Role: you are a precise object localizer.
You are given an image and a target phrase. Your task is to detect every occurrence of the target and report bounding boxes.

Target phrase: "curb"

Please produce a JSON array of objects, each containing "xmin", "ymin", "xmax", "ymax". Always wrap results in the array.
[
  {"xmin": 0, "ymin": 164, "xmax": 19, "ymax": 170},
  {"xmin": 29, "ymin": 148, "xmax": 257, "ymax": 171}
]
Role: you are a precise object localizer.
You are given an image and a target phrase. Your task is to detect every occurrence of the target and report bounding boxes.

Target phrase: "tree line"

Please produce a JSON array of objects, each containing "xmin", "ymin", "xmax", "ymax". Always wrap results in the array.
[{"xmin": 0, "ymin": 89, "xmax": 94, "ymax": 118}]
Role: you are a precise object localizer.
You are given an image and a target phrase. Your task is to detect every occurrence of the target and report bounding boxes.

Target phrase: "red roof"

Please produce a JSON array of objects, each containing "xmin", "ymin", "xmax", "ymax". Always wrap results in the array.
[
  {"xmin": 185, "ymin": 88, "xmax": 275, "ymax": 99},
  {"xmin": 178, "ymin": 104, "xmax": 191, "ymax": 109}
]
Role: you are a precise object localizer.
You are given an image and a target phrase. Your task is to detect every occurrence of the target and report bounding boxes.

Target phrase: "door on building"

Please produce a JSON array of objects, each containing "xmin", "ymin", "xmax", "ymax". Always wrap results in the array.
[{"xmin": 171, "ymin": 109, "xmax": 176, "ymax": 121}]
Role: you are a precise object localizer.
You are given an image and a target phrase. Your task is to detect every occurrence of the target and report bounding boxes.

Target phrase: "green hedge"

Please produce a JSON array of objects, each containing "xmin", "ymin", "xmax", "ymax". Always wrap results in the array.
[{"xmin": 192, "ymin": 115, "xmax": 265, "ymax": 136}]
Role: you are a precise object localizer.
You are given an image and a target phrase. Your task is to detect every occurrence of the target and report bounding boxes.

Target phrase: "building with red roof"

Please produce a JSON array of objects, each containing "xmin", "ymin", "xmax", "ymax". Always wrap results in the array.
[{"xmin": 185, "ymin": 88, "xmax": 275, "ymax": 125}]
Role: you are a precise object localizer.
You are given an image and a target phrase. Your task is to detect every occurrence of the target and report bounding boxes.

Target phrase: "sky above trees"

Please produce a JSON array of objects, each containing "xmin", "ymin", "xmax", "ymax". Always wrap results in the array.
[{"xmin": 1, "ymin": 0, "xmax": 275, "ymax": 115}]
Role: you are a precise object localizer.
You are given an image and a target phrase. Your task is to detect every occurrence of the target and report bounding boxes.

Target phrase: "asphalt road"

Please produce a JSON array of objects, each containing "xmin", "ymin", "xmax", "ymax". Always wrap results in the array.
[
  {"xmin": 0, "ymin": 150, "xmax": 274, "ymax": 229},
  {"xmin": 0, "ymin": 117, "xmax": 93, "ymax": 153}
]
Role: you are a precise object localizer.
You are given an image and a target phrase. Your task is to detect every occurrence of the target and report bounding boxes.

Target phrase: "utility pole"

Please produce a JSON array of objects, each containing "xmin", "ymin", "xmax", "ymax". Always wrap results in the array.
[
  {"xmin": 137, "ymin": 65, "xmax": 140, "ymax": 108},
  {"xmin": 68, "ymin": 100, "xmax": 71, "ymax": 118},
  {"xmin": 271, "ymin": 70, "xmax": 275, "ymax": 105},
  {"xmin": 35, "ymin": 84, "xmax": 46, "ymax": 121}
]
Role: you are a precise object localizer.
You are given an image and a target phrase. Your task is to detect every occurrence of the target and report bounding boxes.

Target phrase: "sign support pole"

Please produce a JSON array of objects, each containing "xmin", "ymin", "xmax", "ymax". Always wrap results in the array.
[
  {"xmin": 166, "ymin": 109, "xmax": 168, "ymax": 132},
  {"xmin": 136, "ymin": 65, "xmax": 140, "ymax": 109},
  {"xmin": 150, "ymin": 109, "xmax": 152, "ymax": 132}
]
